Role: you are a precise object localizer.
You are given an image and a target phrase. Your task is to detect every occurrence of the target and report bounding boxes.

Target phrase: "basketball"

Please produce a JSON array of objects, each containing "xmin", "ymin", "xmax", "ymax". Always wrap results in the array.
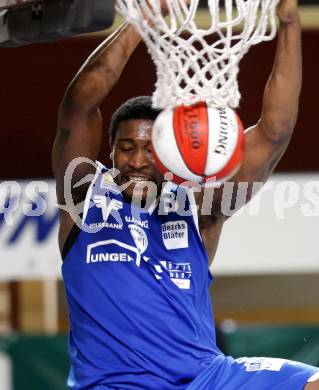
[{"xmin": 151, "ymin": 102, "xmax": 244, "ymax": 185}]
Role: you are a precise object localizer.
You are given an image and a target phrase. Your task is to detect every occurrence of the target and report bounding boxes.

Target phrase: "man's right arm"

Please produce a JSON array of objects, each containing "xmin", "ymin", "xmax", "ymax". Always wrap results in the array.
[{"xmin": 52, "ymin": 23, "xmax": 141, "ymax": 205}]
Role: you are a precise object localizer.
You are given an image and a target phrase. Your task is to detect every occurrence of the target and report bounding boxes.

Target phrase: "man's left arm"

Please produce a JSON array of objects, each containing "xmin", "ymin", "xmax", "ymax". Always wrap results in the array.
[
  {"xmin": 198, "ymin": 0, "xmax": 301, "ymax": 258},
  {"xmin": 234, "ymin": 0, "xmax": 301, "ymax": 187}
]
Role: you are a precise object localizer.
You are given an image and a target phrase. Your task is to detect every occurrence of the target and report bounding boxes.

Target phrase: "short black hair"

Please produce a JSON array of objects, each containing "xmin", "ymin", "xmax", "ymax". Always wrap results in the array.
[{"xmin": 109, "ymin": 96, "xmax": 161, "ymax": 144}]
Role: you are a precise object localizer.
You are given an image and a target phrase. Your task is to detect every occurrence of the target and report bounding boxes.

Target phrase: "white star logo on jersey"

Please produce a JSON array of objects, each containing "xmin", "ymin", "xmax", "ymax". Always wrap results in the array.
[{"xmin": 93, "ymin": 195, "xmax": 123, "ymax": 222}]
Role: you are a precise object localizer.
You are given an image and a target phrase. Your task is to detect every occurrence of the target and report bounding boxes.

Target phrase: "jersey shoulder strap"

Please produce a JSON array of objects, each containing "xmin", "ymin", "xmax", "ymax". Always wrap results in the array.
[{"xmin": 82, "ymin": 161, "xmax": 112, "ymax": 223}]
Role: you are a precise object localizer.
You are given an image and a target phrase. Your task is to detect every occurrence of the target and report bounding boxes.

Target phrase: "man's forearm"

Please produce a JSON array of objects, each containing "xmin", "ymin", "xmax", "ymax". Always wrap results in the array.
[
  {"xmin": 260, "ymin": 7, "xmax": 302, "ymax": 142},
  {"xmin": 64, "ymin": 23, "xmax": 141, "ymax": 111}
]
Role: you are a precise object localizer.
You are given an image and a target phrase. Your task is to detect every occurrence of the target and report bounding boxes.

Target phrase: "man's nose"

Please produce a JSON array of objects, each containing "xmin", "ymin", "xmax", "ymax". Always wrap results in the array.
[{"xmin": 129, "ymin": 150, "xmax": 149, "ymax": 170}]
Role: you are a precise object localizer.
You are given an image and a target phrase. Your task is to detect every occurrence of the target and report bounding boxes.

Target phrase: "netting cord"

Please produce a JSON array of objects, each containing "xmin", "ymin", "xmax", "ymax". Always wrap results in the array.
[{"xmin": 116, "ymin": 0, "xmax": 279, "ymax": 109}]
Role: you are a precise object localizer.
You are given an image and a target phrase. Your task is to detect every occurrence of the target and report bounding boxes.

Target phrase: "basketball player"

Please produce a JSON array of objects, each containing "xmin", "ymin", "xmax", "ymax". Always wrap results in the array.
[{"xmin": 52, "ymin": 0, "xmax": 319, "ymax": 389}]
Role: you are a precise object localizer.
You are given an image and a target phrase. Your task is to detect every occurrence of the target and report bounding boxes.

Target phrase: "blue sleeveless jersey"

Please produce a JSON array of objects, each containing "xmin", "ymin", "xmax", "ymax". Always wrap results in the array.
[{"xmin": 62, "ymin": 162, "xmax": 221, "ymax": 389}]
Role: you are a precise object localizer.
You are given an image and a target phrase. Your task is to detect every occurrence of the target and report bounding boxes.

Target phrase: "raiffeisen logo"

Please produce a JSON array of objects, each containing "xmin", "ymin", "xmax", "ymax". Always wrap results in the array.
[{"xmin": 86, "ymin": 239, "xmax": 141, "ymax": 266}]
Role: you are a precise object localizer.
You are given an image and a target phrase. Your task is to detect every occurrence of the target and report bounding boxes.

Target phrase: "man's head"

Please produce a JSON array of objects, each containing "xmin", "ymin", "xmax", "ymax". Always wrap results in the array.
[{"xmin": 109, "ymin": 96, "xmax": 164, "ymax": 203}]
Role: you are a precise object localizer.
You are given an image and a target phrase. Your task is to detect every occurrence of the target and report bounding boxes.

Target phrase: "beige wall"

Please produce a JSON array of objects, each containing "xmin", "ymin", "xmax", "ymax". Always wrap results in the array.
[{"xmin": 213, "ymin": 274, "xmax": 319, "ymax": 324}]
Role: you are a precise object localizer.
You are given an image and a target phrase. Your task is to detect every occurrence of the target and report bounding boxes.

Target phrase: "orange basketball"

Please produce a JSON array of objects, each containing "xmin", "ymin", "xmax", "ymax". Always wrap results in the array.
[{"xmin": 152, "ymin": 102, "xmax": 244, "ymax": 185}]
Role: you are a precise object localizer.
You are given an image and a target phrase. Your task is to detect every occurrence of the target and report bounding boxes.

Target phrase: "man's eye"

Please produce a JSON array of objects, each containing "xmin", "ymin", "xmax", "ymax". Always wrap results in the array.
[{"xmin": 120, "ymin": 146, "xmax": 133, "ymax": 152}]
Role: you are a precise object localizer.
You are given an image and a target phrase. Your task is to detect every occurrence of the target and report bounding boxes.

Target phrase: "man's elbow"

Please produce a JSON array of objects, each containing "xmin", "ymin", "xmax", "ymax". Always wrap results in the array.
[
  {"xmin": 259, "ymin": 116, "xmax": 297, "ymax": 144},
  {"xmin": 63, "ymin": 71, "xmax": 108, "ymax": 112}
]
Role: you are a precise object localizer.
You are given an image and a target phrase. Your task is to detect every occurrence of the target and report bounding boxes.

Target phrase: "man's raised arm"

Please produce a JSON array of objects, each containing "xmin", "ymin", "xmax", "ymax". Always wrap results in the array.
[
  {"xmin": 199, "ymin": 0, "xmax": 301, "ymax": 254},
  {"xmin": 235, "ymin": 0, "xmax": 301, "ymax": 185},
  {"xmin": 259, "ymin": 0, "xmax": 301, "ymax": 145},
  {"xmin": 52, "ymin": 23, "xmax": 141, "ymax": 205}
]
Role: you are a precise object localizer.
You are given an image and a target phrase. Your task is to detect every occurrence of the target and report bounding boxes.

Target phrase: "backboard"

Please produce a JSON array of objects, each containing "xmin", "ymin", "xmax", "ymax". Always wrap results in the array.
[
  {"xmin": 0, "ymin": 0, "xmax": 115, "ymax": 47},
  {"xmin": 0, "ymin": 1, "xmax": 36, "ymax": 10}
]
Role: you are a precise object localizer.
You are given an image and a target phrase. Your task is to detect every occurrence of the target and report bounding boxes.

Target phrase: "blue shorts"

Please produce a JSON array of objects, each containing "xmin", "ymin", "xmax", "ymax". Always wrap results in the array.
[
  {"xmin": 187, "ymin": 355, "xmax": 319, "ymax": 390},
  {"xmin": 90, "ymin": 356, "xmax": 319, "ymax": 390}
]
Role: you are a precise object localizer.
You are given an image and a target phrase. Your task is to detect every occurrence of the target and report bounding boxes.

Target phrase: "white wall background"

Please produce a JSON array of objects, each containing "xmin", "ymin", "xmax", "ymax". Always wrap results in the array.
[{"xmin": 213, "ymin": 174, "xmax": 319, "ymax": 275}]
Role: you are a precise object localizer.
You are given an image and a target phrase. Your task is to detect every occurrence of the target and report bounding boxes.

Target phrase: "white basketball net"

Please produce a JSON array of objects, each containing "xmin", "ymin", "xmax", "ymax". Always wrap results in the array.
[{"xmin": 116, "ymin": 0, "xmax": 279, "ymax": 109}]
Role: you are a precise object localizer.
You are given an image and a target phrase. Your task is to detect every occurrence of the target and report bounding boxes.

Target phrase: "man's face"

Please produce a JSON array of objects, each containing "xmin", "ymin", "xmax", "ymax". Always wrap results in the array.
[{"xmin": 112, "ymin": 119, "xmax": 165, "ymax": 203}]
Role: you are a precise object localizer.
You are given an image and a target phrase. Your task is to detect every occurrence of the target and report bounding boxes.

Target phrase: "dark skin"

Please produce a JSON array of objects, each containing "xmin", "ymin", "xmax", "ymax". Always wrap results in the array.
[
  {"xmin": 52, "ymin": 1, "xmax": 319, "ymax": 386},
  {"xmin": 113, "ymin": 119, "xmax": 164, "ymax": 202}
]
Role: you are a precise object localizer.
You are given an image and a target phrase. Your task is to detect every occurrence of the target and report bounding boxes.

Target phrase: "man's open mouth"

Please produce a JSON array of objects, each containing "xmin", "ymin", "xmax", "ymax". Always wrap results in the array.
[{"xmin": 124, "ymin": 175, "xmax": 153, "ymax": 184}]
